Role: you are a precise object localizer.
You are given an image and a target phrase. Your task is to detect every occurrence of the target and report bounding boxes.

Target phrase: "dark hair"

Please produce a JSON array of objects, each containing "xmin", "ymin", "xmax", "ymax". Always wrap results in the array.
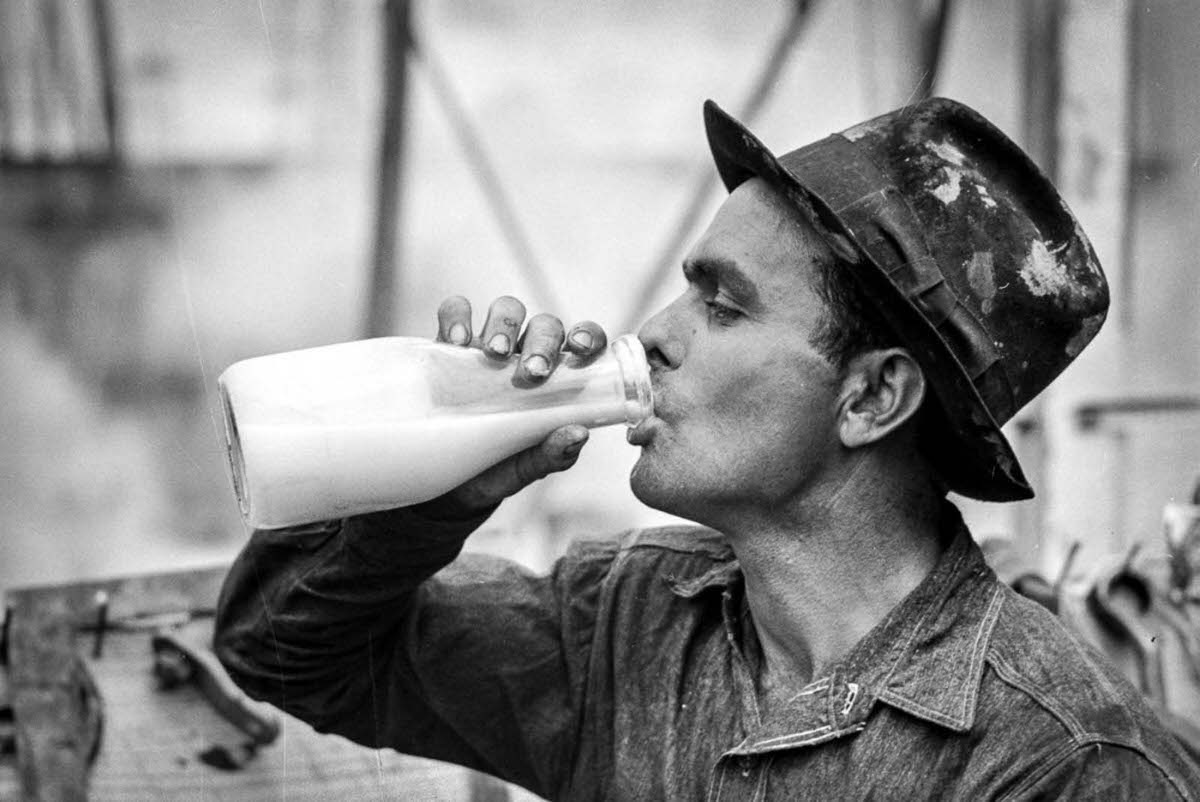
[
  {"xmin": 808, "ymin": 255, "xmax": 950, "ymax": 490},
  {"xmin": 807, "ymin": 254, "xmax": 899, "ymax": 371}
]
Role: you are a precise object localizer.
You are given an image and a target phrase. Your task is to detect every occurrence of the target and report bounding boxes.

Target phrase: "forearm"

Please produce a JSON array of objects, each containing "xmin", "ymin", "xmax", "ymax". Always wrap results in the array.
[
  {"xmin": 213, "ymin": 504, "xmax": 489, "ymax": 735},
  {"xmin": 214, "ymin": 499, "xmax": 614, "ymax": 796}
]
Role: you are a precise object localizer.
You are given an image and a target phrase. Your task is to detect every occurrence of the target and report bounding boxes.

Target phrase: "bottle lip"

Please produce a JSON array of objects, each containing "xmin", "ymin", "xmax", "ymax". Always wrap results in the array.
[
  {"xmin": 610, "ymin": 334, "xmax": 654, "ymax": 425},
  {"xmin": 218, "ymin": 380, "xmax": 252, "ymax": 520}
]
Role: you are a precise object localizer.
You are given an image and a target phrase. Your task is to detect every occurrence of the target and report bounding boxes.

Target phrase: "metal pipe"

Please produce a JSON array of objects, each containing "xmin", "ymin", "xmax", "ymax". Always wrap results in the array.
[{"xmin": 364, "ymin": 0, "xmax": 412, "ymax": 338}]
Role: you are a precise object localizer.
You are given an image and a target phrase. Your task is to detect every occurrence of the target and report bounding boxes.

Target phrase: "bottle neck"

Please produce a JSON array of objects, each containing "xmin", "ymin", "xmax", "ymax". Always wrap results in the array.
[{"xmin": 610, "ymin": 334, "xmax": 654, "ymax": 425}]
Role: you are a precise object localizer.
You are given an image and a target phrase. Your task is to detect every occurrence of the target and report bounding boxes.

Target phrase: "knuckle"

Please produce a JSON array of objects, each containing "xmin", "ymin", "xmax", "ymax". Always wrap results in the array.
[
  {"xmin": 526, "ymin": 314, "xmax": 565, "ymax": 347},
  {"xmin": 491, "ymin": 295, "xmax": 527, "ymax": 323},
  {"xmin": 438, "ymin": 295, "xmax": 470, "ymax": 316},
  {"xmin": 436, "ymin": 296, "xmax": 473, "ymax": 342},
  {"xmin": 514, "ymin": 450, "xmax": 542, "ymax": 486}
]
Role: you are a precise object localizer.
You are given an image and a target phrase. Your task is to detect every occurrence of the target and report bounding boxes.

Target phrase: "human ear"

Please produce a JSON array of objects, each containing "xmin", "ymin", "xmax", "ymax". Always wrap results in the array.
[{"xmin": 837, "ymin": 349, "xmax": 926, "ymax": 449}]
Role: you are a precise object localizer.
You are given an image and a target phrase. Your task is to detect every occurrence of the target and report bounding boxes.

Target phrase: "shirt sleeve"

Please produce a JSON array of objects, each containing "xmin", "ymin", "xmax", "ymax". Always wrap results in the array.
[
  {"xmin": 1010, "ymin": 741, "xmax": 1198, "ymax": 801},
  {"xmin": 213, "ymin": 505, "xmax": 620, "ymax": 799}
]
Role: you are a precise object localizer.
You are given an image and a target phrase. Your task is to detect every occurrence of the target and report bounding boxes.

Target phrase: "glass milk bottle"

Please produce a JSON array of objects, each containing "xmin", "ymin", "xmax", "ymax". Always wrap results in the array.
[{"xmin": 217, "ymin": 334, "xmax": 653, "ymax": 530}]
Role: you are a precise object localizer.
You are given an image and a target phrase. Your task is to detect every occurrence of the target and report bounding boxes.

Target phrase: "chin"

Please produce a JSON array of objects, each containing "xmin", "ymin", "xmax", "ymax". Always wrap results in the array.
[
  {"xmin": 629, "ymin": 454, "xmax": 703, "ymax": 520},
  {"xmin": 629, "ymin": 454, "xmax": 669, "ymax": 510}
]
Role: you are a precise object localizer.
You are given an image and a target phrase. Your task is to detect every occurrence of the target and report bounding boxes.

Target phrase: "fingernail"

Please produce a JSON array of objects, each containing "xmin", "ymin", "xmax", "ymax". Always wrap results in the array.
[
  {"xmin": 448, "ymin": 323, "xmax": 469, "ymax": 345},
  {"xmin": 569, "ymin": 330, "xmax": 593, "ymax": 350},
  {"xmin": 564, "ymin": 437, "xmax": 586, "ymax": 454},
  {"xmin": 487, "ymin": 333, "xmax": 511, "ymax": 355},
  {"xmin": 524, "ymin": 354, "xmax": 550, "ymax": 378}
]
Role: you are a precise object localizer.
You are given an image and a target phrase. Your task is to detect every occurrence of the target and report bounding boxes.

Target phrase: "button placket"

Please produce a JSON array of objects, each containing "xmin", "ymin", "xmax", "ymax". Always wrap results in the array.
[
  {"xmin": 708, "ymin": 755, "xmax": 756, "ymax": 802},
  {"xmin": 751, "ymin": 756, "xmax": 774, "ymax": 802},
  {"xmin": 706, "ymin": 759, "xmax": 727, "ymax": 802}
]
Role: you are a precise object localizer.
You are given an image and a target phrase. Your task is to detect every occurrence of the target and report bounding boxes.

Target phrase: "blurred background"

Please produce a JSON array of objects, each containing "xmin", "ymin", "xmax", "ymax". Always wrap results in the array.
[{"xmin": 2, "ymin": 0, "xmax": 1198, "ymax": 596}]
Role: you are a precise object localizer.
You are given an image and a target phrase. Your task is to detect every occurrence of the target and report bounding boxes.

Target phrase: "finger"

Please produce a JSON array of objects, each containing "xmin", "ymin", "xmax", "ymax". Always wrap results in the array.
[
  {"xmin": 480, "ymin": 296, "xmax": 526, "ymax": 359},
  {"xmin": 516, "ymin": 313, "xmax": 565, "ymax": 381},
  {"xmin": 447, "ymin": 426, "xmax": 589, "ymax": 511},
  {"xmin": 563, "ymin": 320, "xmax": 608, "ymax": 359},
  {"xmin": 511, "ymin": 426, "xmax": 589, "ymax": 487},
  {"xmin": 436, "ymin": 296, "xmax": 473, "ymax": 346}
]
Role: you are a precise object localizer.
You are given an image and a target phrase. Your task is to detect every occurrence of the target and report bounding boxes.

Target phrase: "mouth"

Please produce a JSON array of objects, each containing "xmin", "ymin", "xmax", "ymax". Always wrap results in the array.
[{"xmin": 626, "ymin": 416, "xmax": 660, "ymax": 447}]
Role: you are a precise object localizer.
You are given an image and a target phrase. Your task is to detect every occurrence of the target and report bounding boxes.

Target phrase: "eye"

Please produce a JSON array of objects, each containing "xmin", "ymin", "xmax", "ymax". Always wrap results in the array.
[{"xmin": 704, "ymin": 298, "xmax": 742, "ymax": 324}]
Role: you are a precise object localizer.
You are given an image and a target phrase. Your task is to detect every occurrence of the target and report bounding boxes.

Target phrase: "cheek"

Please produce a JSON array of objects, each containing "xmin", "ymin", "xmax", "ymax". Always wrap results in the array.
[
  {"xmin": 703, "ymin": 350, "xmax": 812, "ymax": 419},
  {"xmin": 707, "ymin": 360, "xmax": 839, "ymax": 459}
]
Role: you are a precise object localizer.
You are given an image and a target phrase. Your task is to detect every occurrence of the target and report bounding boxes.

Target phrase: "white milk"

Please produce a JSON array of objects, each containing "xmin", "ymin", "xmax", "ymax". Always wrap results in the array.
[
  {"xmin": 234, "ymin": 402, "xmax": 621, "ymax": 527},
  {"xmin": 218, "ymin": 335, "xmax": 652, "ymax": 530}
]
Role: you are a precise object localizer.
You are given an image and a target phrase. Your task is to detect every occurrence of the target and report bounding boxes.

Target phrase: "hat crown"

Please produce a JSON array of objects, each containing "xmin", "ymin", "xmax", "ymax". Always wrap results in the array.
[{"xmin": 816, "ymin": 98, "xmax": 1108, "ymax": 416}]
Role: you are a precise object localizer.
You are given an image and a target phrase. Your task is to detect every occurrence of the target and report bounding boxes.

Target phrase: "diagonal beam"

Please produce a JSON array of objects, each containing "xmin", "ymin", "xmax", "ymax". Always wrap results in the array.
[
  {"xmin": 364, "ymin": 0, "xmax": 413, "ymax": 338},
  {"xmin": 410, "ymin": 27, "xmax": 566, "ymax": 316},
  {"xmin": 619, "ymin": 0, "xmax": 819, "ymax": 334}
]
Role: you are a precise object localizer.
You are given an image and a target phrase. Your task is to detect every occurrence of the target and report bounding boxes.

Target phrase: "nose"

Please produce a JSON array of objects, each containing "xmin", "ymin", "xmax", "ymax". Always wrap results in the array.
[{"xmin": 637, "ymin": 297, "xmax": 682, "ymax": 372}]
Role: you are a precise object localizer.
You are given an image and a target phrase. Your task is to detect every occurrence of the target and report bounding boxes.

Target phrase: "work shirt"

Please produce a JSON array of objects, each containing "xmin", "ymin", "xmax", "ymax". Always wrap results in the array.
[{"xmin": 215, "ymin": 502, "xmax": 1200, "ymax": 800}]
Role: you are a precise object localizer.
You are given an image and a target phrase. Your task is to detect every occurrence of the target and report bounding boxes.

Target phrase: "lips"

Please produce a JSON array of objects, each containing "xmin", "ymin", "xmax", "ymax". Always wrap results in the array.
[
  {"xmin": 626, "ymin": 416, "xmax": 660, "ymax": 446},
  {"xmin": 629, "ymin": 379, "xmax": 666, "ymax": 446}
]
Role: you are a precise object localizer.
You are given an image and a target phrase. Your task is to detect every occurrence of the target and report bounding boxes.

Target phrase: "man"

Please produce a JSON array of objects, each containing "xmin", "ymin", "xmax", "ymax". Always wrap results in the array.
[{"xmin": 215, "ymin": 99, "xmax": 1200, "ymax": 798}]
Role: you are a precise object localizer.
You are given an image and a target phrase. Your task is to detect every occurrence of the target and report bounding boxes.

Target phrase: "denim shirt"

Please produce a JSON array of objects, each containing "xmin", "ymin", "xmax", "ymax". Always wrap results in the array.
[{"xmin": 215, "ymin": 503, "xmax": 1200, "ymax": 800}]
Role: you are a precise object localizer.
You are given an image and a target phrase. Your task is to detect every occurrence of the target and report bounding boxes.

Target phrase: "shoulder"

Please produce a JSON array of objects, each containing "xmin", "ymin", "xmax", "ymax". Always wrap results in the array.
[
  {"xmin": 551, "ymin": 524, "xmax": 734, "ymax": 609},
  {"xmin": 561, "ymin": 524, "xmax": 731, "ymax": 572},
  {"xmin": 985, "ymin": 585, "xmax": 1161, "ymax": 743},
  {"xmin": 1010, "ymin": 740, "xmax": 1197, "ymax": 800},
  {"xmin": 978, "ymin": 585, "xmax": 1200, "ymax": 798}
]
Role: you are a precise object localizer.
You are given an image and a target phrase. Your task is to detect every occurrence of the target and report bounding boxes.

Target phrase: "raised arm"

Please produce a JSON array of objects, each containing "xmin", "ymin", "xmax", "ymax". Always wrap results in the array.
[{"xmin": 213, "ymin": 297, "xmax": 614, "ymax": 797}]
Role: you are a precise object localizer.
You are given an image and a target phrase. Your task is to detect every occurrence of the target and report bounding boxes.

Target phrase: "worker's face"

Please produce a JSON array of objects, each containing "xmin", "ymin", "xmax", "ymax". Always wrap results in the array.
[{"xmin": 631, "ymin": 178, "xmax": 844, "ymax": 524}]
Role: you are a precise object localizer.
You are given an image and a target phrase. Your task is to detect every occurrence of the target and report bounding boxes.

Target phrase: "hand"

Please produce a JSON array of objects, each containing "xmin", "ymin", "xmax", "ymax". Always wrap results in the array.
[{"xmin": 423, "ymin": 295, "xmax": 609, "ymax": 515}]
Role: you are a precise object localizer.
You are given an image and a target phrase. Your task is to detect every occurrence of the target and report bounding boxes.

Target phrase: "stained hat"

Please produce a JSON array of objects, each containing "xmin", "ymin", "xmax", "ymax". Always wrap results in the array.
[{"xmin": 703, "ymin": 98, "xmax": 1109, "ymax": 501}]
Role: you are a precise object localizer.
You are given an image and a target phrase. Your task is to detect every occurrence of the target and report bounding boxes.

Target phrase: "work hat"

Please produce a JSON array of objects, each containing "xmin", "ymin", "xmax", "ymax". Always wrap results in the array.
[{"xmin": 703, "ymin": 98, "xmax": 1108, "ymax": 501}]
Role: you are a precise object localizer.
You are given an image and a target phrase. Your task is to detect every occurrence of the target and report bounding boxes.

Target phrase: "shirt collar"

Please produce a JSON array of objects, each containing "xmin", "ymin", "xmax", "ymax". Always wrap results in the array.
[
  {"xmin": 839, "ymin": 505, "xmax": 1004, "ymax": 733},
  {"xmin": 666, "ymin": 502, "xmax": 1004, "ymax": 736},
  {"xmin": 667, "ymin": 559, "xmax": 741, "ymax": 598}
]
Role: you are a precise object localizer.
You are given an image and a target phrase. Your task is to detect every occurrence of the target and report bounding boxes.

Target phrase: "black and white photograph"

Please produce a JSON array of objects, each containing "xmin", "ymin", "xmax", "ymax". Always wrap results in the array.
[{"xmin": 2, "ymin": 0, "xmax": 1199, "ymax": 799}]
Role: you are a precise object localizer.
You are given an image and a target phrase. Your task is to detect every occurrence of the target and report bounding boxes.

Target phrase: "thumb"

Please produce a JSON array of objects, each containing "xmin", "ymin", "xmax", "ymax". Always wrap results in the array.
[
  {"xmin": 448, "ymin": 425, "xmax": 589, "ymax": 512},
  {"xmin": 511, "ymin": 425, "xmax": 590, "ymax": 488}
]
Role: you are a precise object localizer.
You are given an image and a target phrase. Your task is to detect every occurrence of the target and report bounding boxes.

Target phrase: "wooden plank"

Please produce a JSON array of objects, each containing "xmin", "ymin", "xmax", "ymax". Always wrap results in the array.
[
  {"xmin": 4, "ymin": 567, "xmax": 226, "ymax": 801},
  {"xmin": 7, "ymin": 596, "xmax": 99, "ymax": 801},
  {"xmin": 4, "ymin": 567, "xmax": 517, "ymax": 800},
  {"xmin": 78, "ymin": 621, "xmax": 475, "ymax": 801},
  {"xmin": 5, "ymin": 564, "xmax": 228, "ymax": 631}
]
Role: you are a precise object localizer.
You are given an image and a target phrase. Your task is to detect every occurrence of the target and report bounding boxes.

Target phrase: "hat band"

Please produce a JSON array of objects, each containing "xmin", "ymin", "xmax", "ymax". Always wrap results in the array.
[{"xmin": 785, "ymin": 135, "xmax": 1016, "ymax": 424}]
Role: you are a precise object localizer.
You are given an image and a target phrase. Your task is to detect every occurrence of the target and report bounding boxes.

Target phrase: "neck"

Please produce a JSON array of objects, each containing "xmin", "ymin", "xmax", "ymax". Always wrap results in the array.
[{"xmin": 719, "ymin": 454, "xmax": 946, "ymax": 696}]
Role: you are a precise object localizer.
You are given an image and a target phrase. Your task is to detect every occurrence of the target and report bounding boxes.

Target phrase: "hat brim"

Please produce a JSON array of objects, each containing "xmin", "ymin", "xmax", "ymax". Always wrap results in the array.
[{"xmin": 702, "ymin": 100, "xmax": 1031, "ymax": 502}]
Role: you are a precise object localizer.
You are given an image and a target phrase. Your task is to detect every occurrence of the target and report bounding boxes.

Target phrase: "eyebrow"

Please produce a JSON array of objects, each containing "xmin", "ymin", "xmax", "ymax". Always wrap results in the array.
[{"xmin": 683, "ymin": 256, "xmax": 762, "ymax": 310}]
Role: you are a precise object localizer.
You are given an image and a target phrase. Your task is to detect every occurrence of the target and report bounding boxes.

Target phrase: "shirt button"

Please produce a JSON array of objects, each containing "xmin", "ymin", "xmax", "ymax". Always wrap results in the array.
[{"xmin": 739, "ymin": 756, "xmax": 753, "ymax": 777}]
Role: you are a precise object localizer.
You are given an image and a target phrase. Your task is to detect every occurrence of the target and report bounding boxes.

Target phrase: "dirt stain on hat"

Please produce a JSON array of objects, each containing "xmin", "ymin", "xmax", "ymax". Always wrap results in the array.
[
  {"xmin": 1019, "ymin": 240, "xmax": 1068, "ymax": 297},
  {"xmin": 967, "ymin": 251, "xmax": 997, "ymax": 314}
]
